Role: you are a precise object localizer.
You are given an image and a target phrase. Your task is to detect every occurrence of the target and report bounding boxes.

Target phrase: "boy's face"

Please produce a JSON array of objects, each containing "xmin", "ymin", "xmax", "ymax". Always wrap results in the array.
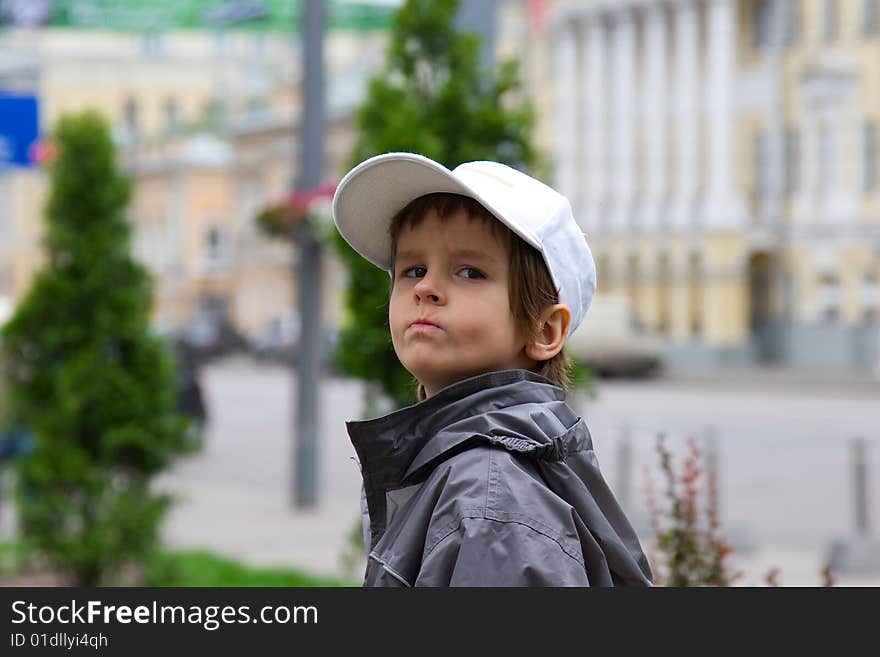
[{"xmin": 389, "ymin": 208, "xmax": 534, "ymax": 398}]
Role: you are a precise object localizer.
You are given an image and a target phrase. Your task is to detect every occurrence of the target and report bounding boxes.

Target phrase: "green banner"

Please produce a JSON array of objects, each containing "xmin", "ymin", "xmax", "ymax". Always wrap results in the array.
[{"xmin": 0, "ymin": 0, "xmax": 397, "ymax": 31}]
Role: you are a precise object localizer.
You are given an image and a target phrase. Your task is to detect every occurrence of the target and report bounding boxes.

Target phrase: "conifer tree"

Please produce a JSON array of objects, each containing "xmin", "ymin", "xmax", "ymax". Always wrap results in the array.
[
  {"xmin": 1, "ymin": 111, "xmax": 191, "ymax": 585},
  {"xmin": 332, "ymin": 0, "xmax": 539, "ymax": 409}
]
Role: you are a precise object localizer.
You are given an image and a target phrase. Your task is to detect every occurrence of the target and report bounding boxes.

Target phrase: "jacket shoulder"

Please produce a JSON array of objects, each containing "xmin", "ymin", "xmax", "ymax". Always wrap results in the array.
[
  {"xmin": 417, "ymin": 515, "xmax": 590, "ymax": 586},
  {"xmin": 421, "ymin": 445, "xmax": 585, "ymax": 566}
]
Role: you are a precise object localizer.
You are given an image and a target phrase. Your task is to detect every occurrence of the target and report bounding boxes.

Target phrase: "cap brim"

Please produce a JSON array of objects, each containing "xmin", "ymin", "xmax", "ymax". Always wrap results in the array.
[{"xmin": 332, "ymin": 152, "xmax": 522, "ymax": 271}]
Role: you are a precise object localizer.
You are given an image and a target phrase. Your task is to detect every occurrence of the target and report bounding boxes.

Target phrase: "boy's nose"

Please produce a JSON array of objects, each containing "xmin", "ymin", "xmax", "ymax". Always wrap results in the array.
[{"xmin": 413, "ymin": 275, "xmax": 445, "ymax": 304}]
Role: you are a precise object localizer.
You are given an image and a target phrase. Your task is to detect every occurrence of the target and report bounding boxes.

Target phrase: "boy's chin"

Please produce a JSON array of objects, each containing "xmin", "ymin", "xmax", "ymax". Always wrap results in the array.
[
  {"xmin": 410, "ymin": 368, "xmax": 490, "ymax": 394},
  {"xmin": 405, "ymin": 367, "xmax": 459, "ymax": 393}
]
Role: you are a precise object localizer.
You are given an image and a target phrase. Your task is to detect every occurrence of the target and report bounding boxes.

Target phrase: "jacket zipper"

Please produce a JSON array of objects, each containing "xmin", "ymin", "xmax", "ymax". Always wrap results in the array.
[{"xmin": 368, "ymin": 552, "xmax": 412, "ymax": 587}]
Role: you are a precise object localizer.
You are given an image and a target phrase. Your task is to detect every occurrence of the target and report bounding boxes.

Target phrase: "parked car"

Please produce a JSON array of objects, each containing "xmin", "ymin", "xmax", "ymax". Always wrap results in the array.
[
  {"xmin": 151, "ymin": 328, "xmax": 209, "ymax": 447},
  {"xmin": 178, "ymin": 316, "xmax": 249, "ymax": 363},
  {"xmin": 250, "ymin": 312, "xmax": 301, "ymax": 363},
  {"xmin": 250, "ymin": 313, "xmax": 339, "ymax": 372},
  {"xmin": 170, "ymin": 338, "xmax": 208, "ymax": 446},
  {"xmin": 566, "ymin": 293, "xmax": 663, "ymax": 378}
]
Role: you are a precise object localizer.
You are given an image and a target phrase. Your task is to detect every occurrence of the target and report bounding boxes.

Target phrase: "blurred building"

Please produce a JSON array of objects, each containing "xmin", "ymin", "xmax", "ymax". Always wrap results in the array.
[
  {"xmin": 500, "ymin": 0, "xmax": 880, "ymax": 372},
  {"xmin": 0, "ymin": 24, "xmax": 387, "ymax": 339},
  {"xmin": 123, "ymin": 91, "xmax": 363, "ymax": 338}
]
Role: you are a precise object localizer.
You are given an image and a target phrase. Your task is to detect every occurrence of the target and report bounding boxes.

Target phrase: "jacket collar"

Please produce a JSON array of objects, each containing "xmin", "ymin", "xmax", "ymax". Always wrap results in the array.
[
  {"xmin": 347, "ymin": 369, "xmax": 591, "ymax": 551},
  {"xmin": 346, "ymin": 369, "xmax": 577, "ymax": 489}
]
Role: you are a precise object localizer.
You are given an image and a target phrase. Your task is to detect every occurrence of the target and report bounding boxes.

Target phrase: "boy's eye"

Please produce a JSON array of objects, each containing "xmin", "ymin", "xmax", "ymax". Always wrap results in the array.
[
  {"xmin": 458, "ymin": 267, "xmax": 484, "ymax": 279},
  {"xmin": 399, "ymin": 265, "xmax": 484, "ymax": 279}
]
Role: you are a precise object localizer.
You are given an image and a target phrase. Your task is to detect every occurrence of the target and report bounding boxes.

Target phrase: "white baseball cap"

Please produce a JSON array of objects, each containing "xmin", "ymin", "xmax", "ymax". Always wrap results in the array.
[{"xmin": 332, "ymin": 152, "xmax": 597, "ymax": 337}]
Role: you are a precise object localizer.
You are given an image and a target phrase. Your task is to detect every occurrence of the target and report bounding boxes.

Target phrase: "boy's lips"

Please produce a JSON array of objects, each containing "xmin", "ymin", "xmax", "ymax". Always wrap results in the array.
[{"xmin": 408, "ymin": 318, "xmax": 442, "ymax": 331}]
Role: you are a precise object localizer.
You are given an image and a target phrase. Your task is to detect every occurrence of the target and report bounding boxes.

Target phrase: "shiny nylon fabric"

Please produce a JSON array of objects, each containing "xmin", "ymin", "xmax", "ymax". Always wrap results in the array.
[{"xmin": 346, "ymin": 370, "xmax": 653, "ymax": 587}]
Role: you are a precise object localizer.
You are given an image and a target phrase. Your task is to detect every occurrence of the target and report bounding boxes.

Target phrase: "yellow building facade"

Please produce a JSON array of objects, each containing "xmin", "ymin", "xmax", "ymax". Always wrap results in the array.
[
  {"xmin": 124, "ymin": 110, "xmax": 358, "ymax": 338},
  {"xmin": 499, "ymin": 0, "xmax": 880, "ymax": 371},
  {"xmin": 0, "ymin": 26, "xmax": 385, "ymax": 340}
]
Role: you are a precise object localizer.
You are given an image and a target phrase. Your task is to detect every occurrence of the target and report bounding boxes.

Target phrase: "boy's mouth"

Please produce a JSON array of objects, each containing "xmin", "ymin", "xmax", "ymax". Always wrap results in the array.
[{"xmin": 409, "ymin": 319, "xmax": 441, "ymax": 331}]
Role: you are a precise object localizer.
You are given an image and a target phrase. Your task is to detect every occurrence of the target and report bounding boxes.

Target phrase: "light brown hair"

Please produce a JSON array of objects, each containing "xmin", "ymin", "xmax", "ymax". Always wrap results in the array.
[{"xmin": 389, "ymin": 192, "xmax": 571, "ymax": 401}]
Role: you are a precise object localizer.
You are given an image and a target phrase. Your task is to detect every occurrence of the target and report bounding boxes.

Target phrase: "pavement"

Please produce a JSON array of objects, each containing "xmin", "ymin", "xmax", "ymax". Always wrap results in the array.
[
  {"xmin": 153, "ymin": 356, "xmax": 368, "ymax": 582},
  {"xmin": 660, "ymin": 362, "xmax": 880, "ymax": 393},
  {"xmin": 2, "ymin": 355, "xmax": 879, "ymax": 586},
  {"xmin": 569, "ymin": 367, "xmax": 880, "ymax": 587}
]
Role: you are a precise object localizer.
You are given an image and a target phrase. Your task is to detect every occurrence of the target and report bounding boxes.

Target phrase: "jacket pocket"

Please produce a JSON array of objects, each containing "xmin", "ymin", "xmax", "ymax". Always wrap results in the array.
[{"xmin": 364, "ymin": 552, "xmax": 412, "ymax": 588}]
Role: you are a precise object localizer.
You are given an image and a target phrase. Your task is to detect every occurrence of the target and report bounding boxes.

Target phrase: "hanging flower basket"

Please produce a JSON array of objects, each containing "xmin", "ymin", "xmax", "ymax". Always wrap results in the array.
[{"xmin": 255, "ymin": 182, "xmax": 338, "ymax": 242}]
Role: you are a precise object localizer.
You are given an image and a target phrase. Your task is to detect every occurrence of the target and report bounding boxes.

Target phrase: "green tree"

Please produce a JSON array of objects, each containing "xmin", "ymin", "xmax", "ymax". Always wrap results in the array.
[
  {"xmin": 0, "ymin": 111, "xmax": 192, "ymax": 585},
  {"xmin": 332, "ymin": 0, "xmax": 541, "ymax": 409}
]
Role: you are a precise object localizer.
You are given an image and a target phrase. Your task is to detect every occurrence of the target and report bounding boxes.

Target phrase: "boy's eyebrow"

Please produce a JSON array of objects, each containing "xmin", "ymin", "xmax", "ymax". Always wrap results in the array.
[{"xmin": 395, "ymin": 248, "xmax": 499, "ymax": 264}]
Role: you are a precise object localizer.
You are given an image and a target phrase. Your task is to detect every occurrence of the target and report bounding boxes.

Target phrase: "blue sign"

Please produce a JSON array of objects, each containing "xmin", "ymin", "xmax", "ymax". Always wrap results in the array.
[{"xmin": 0, "ymin": 93, "xmax": 40, "ymax": 168}]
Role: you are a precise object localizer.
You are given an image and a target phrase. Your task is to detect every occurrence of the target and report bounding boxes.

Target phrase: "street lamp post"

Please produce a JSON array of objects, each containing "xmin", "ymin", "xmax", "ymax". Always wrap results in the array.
[
  {"xmin": 292, "ymin": 0, "xmax": 326, "ymax": 509},
  {"xmin": 284, "ymin": 0, "xmax": 500, "ymax": 507}
]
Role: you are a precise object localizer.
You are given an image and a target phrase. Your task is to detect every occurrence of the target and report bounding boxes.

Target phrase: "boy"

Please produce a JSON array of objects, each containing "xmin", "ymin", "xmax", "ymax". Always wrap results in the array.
[{"xmin": 332, "ymin": 152, "xmax": 653, "ymax": 586}]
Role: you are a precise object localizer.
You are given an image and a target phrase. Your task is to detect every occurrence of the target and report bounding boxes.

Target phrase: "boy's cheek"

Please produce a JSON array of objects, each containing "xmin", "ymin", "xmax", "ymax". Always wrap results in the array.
[
  {"xmin": 388, "ymin": 304, "xmax": 407, "ymax": 333},
  {"xmin": 388, "ymin": 318, "xmax": 408, "ymax": 353}
]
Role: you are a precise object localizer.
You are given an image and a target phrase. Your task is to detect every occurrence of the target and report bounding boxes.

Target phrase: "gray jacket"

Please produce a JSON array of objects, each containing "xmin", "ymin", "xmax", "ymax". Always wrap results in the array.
[{"xmin": 347, "ymin": 369, "xmax": 653, "ymax": 587}]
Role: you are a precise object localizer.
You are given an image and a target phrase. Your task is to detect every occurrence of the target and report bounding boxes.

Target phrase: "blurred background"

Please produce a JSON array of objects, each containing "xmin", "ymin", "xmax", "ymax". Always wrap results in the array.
[{"xmin": 0, "ymin": 0, "xmax": 878, "ymax": 586}]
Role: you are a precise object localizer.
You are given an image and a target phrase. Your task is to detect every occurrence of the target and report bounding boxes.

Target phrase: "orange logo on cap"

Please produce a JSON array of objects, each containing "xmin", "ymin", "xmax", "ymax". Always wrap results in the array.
[{"xmin": 458, "ymin": 163, "xmax": 517, "ymax": 187}]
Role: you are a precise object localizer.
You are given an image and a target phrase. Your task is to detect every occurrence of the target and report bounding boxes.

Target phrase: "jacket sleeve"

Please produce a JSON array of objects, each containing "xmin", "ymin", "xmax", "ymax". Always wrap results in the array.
[{"xmin": 416, "ymin": 516, "xmax": 591, "ymax": 587}]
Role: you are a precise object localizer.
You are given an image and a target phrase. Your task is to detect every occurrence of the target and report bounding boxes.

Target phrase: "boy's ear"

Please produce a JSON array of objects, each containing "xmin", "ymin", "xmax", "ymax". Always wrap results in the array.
[{"xmin": 524, "ymin": 304, "xmax": 571, "ymax": 362}]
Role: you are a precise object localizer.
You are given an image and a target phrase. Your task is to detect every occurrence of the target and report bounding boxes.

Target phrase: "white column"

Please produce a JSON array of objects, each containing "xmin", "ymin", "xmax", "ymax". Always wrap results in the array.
[
  {"xmin": 640, "ymin": 3, "xmax": 669, "ymax": 232},
  {"xmin": 672, "ymin": 0, "xmax": 699, "ymax": 230},
  {"xmin": 555, "ymin": 20, "xmax": 578, "ymax": 204},
  {"xmin": 584, "ymin": 15, "xmax": 608, "ymax": 233},
  {"xmin": 573, "ymin": 17, "xmax": 588, "ymax": 230},
  {"xmin": 610, "ymin": 9, "xmax": 636, "ymax": 232},
  {"xmin": 827, "ymin": 105, "xmax": 859, "ymax": 222},
  {"xmin": 705, "ymin": 0, "xmax": 744, "ymax": 229},
  {"xmin": 796, "ymin": 117, "xmax": 817, "ymax": 222}
]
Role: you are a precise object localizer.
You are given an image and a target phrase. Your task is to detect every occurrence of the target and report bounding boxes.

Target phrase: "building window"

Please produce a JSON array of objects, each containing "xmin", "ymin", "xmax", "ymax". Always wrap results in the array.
[
  {"xmin": 252, "ymin": 31, "xmax": 267, "ymax": 56},
  {"xmin": 240, "ymin": 176, "xmax": 264, "ymax": 232},
  {"xmin": 818, "ymin": 122, "xmax": 832, "ymax": 196},
  {"xmin": 822, "ymin": 0, "xmax": 837, "ymax": 42},
  {"xmin": 246, "ymin": 95, "xmax": 269, "ymax": 114},
  {"xmin": 754, "ymin": 131, "xmax": 769, "ymax": 200},
  {"xmin": 784, "ymin": 128, "xmax": 800, "ymax": 198},
  {"xmin": 164, "ymin": 99, "xmax": 179, "ymax": 134},
  {"xmin": 203, "ymin": 98, "xmax": 227, "ymax": 126},
  {"xmin": 195, "ymin": 295, "xmax": 229, "ymax": 326},
  {"xmin": 205, "ymin": 225, "xmax": 228, "ymax": 269},
  {"xmin": 819, "ymin": 273, "xmax": 840, "ymax": 322},
  {"xmin": 689, "ymin": 253, "xmax": 702, "ymax": 336},
  {"xmin": 862, "ymin": 272, "xmax": 878, "ymax": 320},
  {"xmin": 753, "ymin": 0, "xmax": 772, "ymax": 48},
  {"xmin": 754, "ymin": 0, "xmax": 799, "ymax": 48},
  {"xmin": 599, "ymin": 254, "xmax": 612, "ymax": 286},
  {"xmin": 864, "ymin": 0, "xmax": 879, "ymax": 36},
  {"xmin": 658, "ymin": 254, "xmax": 671, "ymax": 334},
  {"xmin": 627, "ymin": 254, "xmax": 641, "ymax": 330},
  {"xmin": 141, "ymin": 30, "xmax": 163, "ymax": 56},
  {"xmin": 124, "ymin": 98, "xmax": 139, "ymax": 137},
  {"xmin": 864, "ymin": 121, "xmax": 877, "ymax": 194},
  {"xmin": 213, "ymin": 30, "xmax": 227, "ymax": 57},
  {"xmin": 783, "ymin": 0, "xmax": 800, "ymax": 46}
]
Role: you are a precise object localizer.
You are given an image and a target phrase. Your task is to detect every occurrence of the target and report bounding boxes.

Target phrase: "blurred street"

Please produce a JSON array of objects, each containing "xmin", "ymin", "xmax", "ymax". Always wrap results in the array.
[
  {"xmin": 153, "ymin": 356, "xmax": 366, "ymax": 582},
  {"xmin": 149, "ymin": 356, "xmax": 880, "ymax": 586},
  {"xmin": 570, "ymin": 370, "xmax": 880, "ymax": 586}
]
